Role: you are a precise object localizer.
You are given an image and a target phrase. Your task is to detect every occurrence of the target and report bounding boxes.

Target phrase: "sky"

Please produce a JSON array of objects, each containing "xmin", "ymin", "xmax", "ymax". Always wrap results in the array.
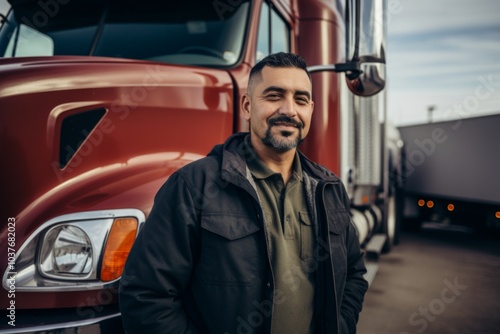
[
  {"xmin": 385, "ymin": 0, "xmax": 500, "ymax": 125},
  {"xmin": 1, "ymin": 0, "xmax": 499, "ymax": 126}
]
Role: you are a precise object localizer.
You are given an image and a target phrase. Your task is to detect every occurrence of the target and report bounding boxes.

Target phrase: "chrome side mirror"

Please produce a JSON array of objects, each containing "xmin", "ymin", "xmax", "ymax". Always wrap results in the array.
[
  {"xmin": 306, "ymin": 0, "xmax": 386, "ymax": 97},
  {"xmin": 345, "ymin": 0, "xmax": 386, "ymax": 96},
  {"xmin": 345, "ymin": 62, "xmax": 385, "ymax": 96}
]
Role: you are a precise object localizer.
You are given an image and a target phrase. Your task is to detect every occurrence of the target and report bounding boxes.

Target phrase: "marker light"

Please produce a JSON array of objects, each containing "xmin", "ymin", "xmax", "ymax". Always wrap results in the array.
[
  {"xmin": 427, "ymin": 201, "xmax": 434, "ymax": 208},
  {"xmin": 447, "ymin": 204, "xmax": 455, "ymax": 212},
  {"xmin": 362, "ymin": 195, "xmax": 369, "ymax": 204},
  {"xmin": 495, "ymin": 211, "xmax": 500, "ymax": 219},
  {"xmin": 100, "ymin": 217, "xmax": 139, "ymax": 282},
  {"xmin": 418, "ymin": 199, "xmax": 425, "ymax": 207}
]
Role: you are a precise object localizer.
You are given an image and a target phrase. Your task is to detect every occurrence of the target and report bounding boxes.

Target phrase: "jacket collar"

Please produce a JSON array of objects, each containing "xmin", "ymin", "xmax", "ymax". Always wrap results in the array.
[{"xmin": 208, "ymin": 132, "xmax": 340, "ymax": 184}]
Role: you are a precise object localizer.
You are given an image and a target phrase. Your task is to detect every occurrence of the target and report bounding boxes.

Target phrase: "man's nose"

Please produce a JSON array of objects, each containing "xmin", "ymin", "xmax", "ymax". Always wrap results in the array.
[{"xmin": 278, "ymin": 96, "xmax": 297, "ymax": 117}]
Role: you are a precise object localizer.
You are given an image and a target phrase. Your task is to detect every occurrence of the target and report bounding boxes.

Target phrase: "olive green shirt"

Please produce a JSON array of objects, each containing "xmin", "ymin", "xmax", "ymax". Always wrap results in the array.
[{"xmin": 244, "ymin": 136, "xmax": 315, "ymax": 333}]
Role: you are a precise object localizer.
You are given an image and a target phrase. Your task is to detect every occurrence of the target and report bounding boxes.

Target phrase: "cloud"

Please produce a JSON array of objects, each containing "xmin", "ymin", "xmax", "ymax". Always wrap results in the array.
[
  {"xmin": 388, "ymin": 0, "xmax": 500, "ymax": 36},
  {"xmin": 389, "ymin": 89, "xmax": 500, "ymax": 125},
  {"xmin": 387, "ymin": 0, "xmax": 500, "ymax": 125}
]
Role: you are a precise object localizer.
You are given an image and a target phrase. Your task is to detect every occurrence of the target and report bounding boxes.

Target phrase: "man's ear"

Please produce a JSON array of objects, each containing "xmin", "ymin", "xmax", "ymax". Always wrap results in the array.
[{"xmin": 241, "ymin": 94, "xmax": 251, "ymax": 121}]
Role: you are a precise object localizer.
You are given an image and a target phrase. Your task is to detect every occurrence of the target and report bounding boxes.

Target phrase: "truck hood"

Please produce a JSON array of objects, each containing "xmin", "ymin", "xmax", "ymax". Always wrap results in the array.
[{"xmin": 0, "ymin": 56, "xmax": 234, "ymax": 222}]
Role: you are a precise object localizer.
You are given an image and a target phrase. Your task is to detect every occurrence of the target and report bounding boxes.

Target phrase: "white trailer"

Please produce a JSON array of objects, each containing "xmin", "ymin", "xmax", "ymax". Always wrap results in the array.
[{"xmin": 398, "ymin": 113, "xmax": 500, "ymax": 232}]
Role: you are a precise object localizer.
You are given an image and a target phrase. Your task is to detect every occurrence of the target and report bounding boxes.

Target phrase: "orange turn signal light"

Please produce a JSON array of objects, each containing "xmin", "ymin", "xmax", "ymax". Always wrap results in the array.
[
  {"xmin": 495, "ymin": 211, "xmax": 500, "ymax": 219},
  {"xmin": 426, "ymin": 200, "xmax": 434, "ymax": 208},
  {"xmin": 418, "ymin": 199, "xmax": 425, "ymax": 207},
  {"xmin": 361, "ymin": 195, "xmax": 369, "ymax": 204},
  {"xmin": 447, "ymin": 204, "xmax": 455, "ymax": 212},
  {"xmin": 100, "ymin": 217, "xmax": 138, "ymax": 282}
]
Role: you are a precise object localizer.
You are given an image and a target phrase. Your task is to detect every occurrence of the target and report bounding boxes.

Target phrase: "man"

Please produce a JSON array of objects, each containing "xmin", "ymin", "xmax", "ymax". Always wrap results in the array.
[{"xmin": 119, "ymin": 52, "xmax": 368, "ymax": 333}]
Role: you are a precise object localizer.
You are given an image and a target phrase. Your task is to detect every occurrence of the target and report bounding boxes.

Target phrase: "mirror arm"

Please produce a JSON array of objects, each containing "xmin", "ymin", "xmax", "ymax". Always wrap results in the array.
[{"xmin": 307, "ymin": 62, "xmax": 363, "ymax": 79}]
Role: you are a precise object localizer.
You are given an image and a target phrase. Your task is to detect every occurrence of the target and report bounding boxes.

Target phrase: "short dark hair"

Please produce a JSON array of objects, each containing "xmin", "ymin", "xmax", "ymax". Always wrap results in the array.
[{"xmin": 249, "ymin": 52, "xmax": 311, "ymax": 87}]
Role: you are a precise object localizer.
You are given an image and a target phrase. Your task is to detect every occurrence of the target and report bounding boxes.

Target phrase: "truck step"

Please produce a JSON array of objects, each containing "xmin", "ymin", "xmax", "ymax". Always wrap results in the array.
[
  {"xmin": 363, "ymin": 262, "xmax": 379, "ymax": 287},
  {"xmin": 365, "ymin": 233, "xmax": 387, "ymax": 261}
]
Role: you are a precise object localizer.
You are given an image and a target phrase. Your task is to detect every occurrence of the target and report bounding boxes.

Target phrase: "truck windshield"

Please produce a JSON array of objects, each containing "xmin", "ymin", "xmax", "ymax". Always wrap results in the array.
[{"xmin": 0, "ymin": 0, "xmax": 249, "ymax": 67}]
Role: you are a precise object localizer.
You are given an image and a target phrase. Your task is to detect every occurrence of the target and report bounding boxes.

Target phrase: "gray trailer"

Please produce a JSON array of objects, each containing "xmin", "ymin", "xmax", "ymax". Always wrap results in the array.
[{"xmin": 398, "ymin": 113, "xmax": 500, "ymax": 231}]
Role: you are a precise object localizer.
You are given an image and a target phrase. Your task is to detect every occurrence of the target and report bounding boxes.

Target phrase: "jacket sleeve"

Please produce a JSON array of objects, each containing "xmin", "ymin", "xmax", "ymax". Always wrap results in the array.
[
  {"xmin": 119, "ymin": 172, "xmax": 201, "ymax": 333},
  {"xmin": 339, "ymin": 192, "xmax": 369, "ymax": 333}
]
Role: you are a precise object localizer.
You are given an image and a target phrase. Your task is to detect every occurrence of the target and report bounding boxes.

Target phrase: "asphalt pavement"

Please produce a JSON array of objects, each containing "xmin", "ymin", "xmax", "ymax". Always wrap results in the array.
[{"xmin": 357, "ymin": 226, "xmax": 500, "ymax": 334}]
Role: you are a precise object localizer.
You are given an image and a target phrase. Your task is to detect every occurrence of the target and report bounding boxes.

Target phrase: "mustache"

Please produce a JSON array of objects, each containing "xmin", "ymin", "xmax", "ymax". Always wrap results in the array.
[{"xmin": 268, "ymin": 116, "xmax": 304, "ymax": 129}]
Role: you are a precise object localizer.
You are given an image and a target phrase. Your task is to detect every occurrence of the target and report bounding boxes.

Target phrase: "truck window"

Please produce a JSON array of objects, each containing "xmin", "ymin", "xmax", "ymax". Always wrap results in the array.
[
  {"xmin": 256, "ymin": 2, "xmax": 290, "ymax": 61},
  {"xmin": 0, "ymin": 0, "xmax": 250, "ymax": 67},
  {"xmin": 4, "ymin": 24, "xmax": 54, "ymax": 57}
]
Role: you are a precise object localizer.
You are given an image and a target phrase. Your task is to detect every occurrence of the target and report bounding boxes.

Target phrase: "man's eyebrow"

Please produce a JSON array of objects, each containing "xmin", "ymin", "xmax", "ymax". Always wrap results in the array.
[
  {"xmin": 262, "ymin": 86, "xmax": 285, "ymax": 95},
  {"xmin": 261, "ymin": 86, "xmax": 311, "ymax": 100},
  {"xmin": 295, "ymin": 90, "xmax": 311, "ymax": 100}
]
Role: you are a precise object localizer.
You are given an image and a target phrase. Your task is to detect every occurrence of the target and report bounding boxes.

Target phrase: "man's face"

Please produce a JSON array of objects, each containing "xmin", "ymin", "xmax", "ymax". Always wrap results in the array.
[{"xmin": 242, "ymin": 66, "xmax": 314, "ymax": 153}]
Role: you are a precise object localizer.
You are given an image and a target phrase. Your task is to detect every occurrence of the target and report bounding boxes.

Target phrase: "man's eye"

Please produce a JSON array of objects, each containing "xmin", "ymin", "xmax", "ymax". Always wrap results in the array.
[
  {"xmin": 266, "ymin": 94, "xmax": 281, "ymax": 99},
  {"xmin": 296, "ymin": 98, "xmax": 308, "ymax": 104}
]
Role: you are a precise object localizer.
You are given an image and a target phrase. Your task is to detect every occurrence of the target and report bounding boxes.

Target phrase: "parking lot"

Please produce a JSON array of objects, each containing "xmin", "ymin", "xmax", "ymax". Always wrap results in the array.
[{"xmin": 357, "ymin": 226, "xmax": 500, "ymax": 334}]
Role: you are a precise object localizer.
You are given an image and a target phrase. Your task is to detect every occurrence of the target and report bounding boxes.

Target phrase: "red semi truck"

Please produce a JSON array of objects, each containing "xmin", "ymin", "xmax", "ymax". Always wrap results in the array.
[{"xmin": 0, "ymin": 0, "xmax": 403, "ymax": 332}]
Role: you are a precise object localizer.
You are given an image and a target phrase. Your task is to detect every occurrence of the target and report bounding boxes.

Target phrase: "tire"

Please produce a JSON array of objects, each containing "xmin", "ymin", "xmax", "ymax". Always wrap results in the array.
[
  {"xmin": 382, "ymin": 172, "xmax": 403, "ymax": 253},
  {"xmin": 393, "ymin": 186, "xmax": 403, "ymax": 245},
  {"xmin": 382, "ymin": 192, "xmax": 396, "ymax": 253}
]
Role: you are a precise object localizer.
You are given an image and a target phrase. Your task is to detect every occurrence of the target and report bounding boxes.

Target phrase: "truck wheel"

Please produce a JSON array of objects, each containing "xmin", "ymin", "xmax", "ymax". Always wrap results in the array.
[
  {"xmin": 382, "ymin": 166, "xmax": 403, "ymax": 253},
  {"xmin": 382, "ymin": 192, "xmax": 397, "ymax": 253},
  {"xmin": 393, "ymin": 186, "xmax": 403, "ymax": 245}
]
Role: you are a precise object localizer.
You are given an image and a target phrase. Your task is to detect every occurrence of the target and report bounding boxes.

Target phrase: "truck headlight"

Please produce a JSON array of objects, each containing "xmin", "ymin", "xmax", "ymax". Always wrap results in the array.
[
  {"xmin": 40, "ymin": 225, "xmax": 94, "ymax": 278},
  {"xmin": 2, "ymin": 209, "xmax": 144, "ymax": 291}
]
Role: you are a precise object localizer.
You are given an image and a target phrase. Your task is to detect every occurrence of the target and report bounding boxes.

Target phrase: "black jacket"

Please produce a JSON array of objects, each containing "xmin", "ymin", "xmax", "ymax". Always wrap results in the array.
[{"xmin": 119, "ymin": 133, "xmax": 368, "ymax": 333}]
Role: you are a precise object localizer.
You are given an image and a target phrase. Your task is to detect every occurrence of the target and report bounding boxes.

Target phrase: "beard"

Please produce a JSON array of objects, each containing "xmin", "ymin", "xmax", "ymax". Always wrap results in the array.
[{"xmin": 261, "ymin": 116, "xmax": 304, "ymax": 152}]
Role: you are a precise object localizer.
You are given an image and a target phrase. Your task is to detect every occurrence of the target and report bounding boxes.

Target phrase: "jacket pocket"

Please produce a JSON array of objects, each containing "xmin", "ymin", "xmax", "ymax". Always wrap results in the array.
[{"xmin": 199, "ymin": 213, "xmax": 263, "ymax": 286}]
